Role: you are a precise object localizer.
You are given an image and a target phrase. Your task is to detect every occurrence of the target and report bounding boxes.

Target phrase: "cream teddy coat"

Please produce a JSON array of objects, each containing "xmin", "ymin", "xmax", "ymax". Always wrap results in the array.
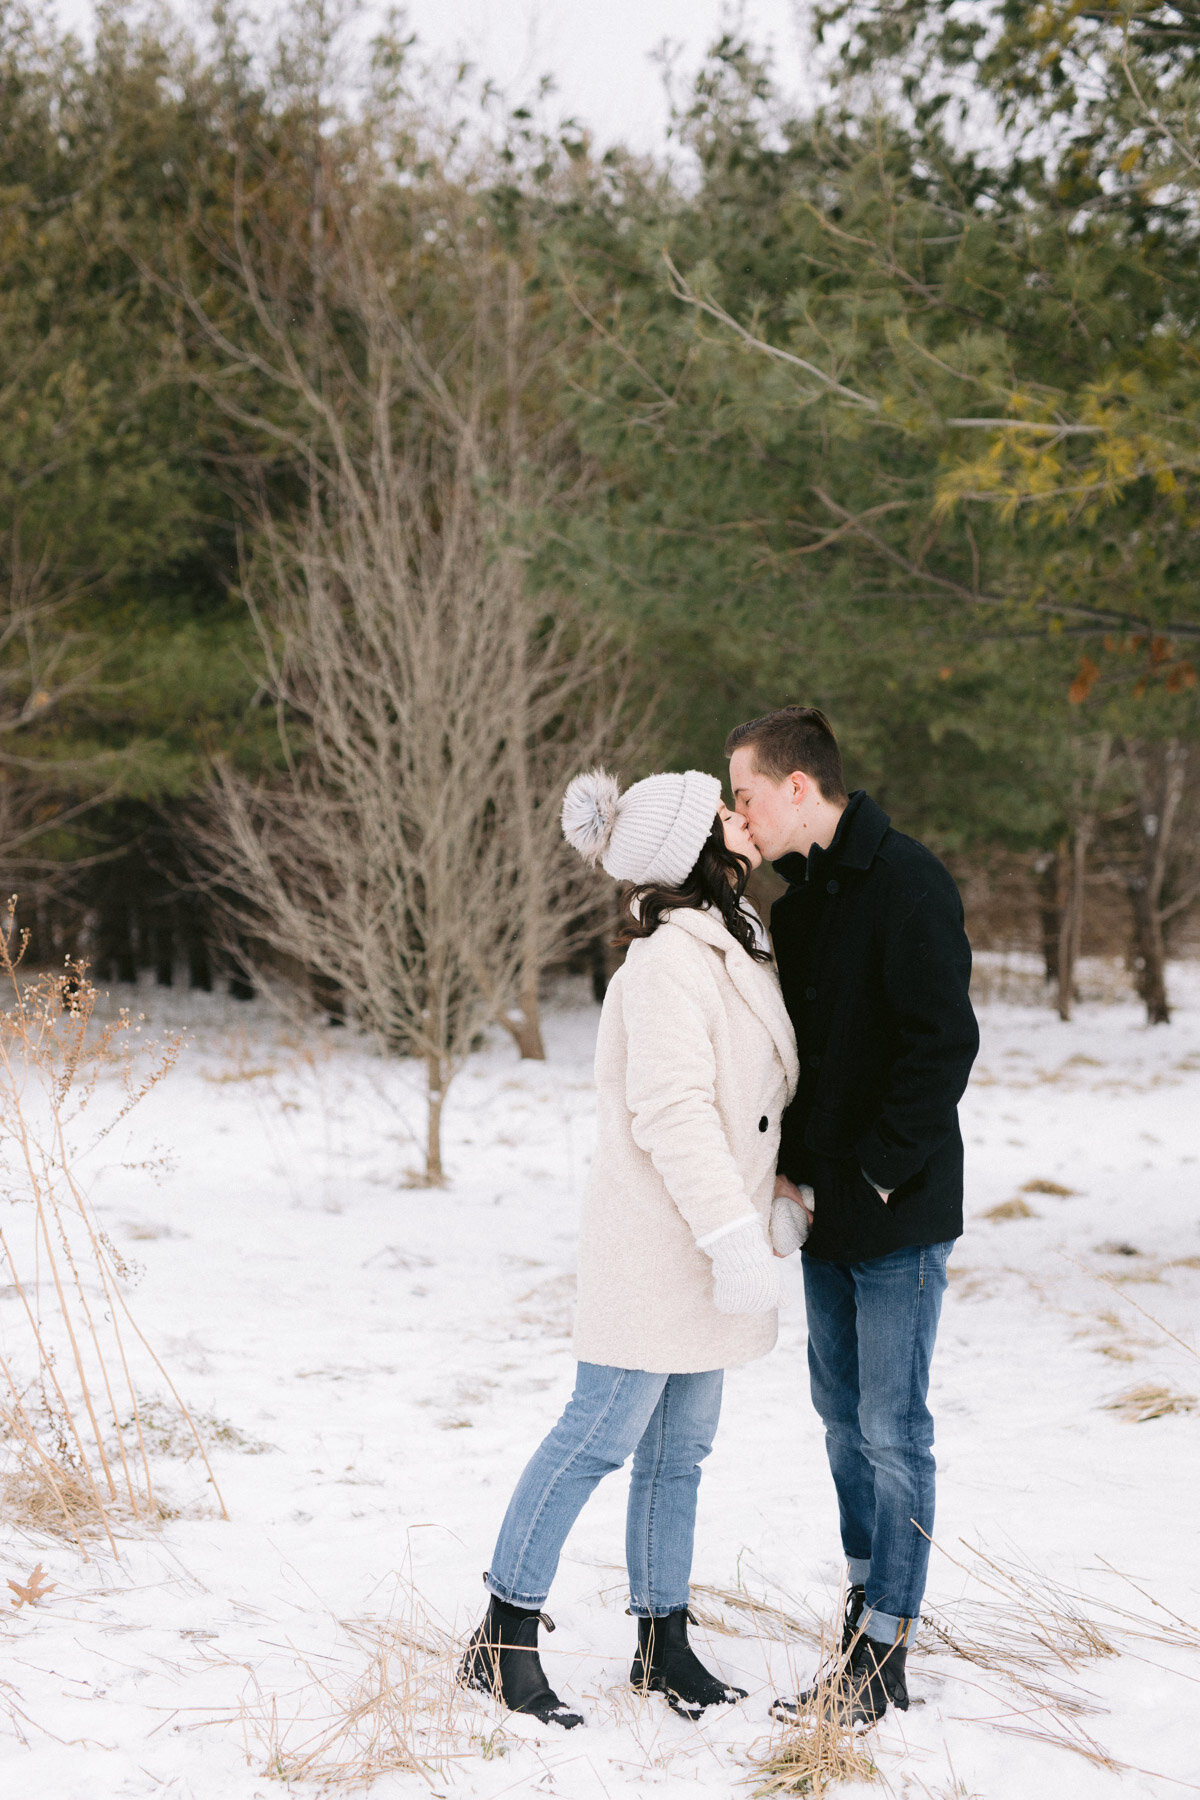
[{"xmin": 572, "ymin": 905, "xmax": 800, "ymax": 1374}]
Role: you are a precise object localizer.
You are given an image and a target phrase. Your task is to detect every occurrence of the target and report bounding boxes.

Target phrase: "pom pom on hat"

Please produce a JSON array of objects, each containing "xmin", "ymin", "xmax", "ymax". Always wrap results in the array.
[
  {"xmin": 561, "ymin": 766, "xmax": 724, "ymax": 887},
  {"xmin": 561, "ymin": 769, "xmax": 620, "ymax": 866}
]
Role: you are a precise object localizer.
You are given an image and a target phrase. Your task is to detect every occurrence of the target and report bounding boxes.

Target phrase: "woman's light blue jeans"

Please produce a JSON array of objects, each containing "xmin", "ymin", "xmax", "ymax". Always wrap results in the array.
[{"xmin": 486, "ymin": 1361, "xmax": 724, "ymax": 1617}]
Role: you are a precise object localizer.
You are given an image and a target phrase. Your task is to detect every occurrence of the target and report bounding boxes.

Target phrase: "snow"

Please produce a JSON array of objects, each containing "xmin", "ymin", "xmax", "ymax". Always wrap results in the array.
[{"xmin": 2, "ymin": 960, "xmax": 1199, "ymax": 1799}]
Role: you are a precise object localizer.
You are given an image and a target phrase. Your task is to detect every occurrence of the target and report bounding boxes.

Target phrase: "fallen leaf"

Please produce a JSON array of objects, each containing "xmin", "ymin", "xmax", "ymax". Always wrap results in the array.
[{"xmin": 8, "ymin": 1562, "xmax": 57, "ymax": 1608}]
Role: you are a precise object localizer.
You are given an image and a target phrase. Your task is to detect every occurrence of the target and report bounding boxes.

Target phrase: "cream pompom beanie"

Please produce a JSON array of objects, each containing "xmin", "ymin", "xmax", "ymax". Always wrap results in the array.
[{"xmin": 561, "ymin": 768, "xmax": 723, "ymax": 886}]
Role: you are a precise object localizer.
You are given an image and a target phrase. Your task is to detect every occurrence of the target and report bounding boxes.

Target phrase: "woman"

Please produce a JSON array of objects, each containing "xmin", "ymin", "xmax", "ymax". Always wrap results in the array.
[{"xmin": 459, "ymin": 768, "xmax": 809, "ymax": 1729}]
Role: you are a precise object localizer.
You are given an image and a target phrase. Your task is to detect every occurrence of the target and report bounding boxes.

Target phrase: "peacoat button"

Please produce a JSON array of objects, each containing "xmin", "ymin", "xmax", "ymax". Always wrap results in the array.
[
  {"xmin": 808, "ymin": 1053, "xmax": 822, "ymax": 1069},
  {"xmin": 758, "ymin": 1115, "xmax": 768, "ymax": 1132},
  {"xmin": 826, "ymin": 878, "xmax": 840, "ymax": 895},
  {"xmin": 805, "ymin": 985, "xmax": 817, "ymax": 1000}
]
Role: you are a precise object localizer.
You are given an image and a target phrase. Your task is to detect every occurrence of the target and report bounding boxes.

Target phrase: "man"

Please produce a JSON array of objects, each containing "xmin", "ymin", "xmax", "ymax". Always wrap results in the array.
[{"xmin": 727, "ymin": 705, "xmax": 979, "ymax": 1725}]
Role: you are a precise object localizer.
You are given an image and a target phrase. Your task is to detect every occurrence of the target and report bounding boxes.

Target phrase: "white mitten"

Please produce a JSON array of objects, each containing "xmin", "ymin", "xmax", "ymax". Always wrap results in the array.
[
  {"xmin": 703, "ymin": 1217, "xmax": 781, "ymax": 1316},
  {"xmin": 769, "ymin": 1191, "xmax": 813, "ymax": 1256}
]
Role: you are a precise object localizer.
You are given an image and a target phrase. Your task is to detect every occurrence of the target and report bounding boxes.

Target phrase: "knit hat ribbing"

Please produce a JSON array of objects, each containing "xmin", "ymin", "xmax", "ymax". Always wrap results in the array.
[{"xmin": 561, "ymin": 768, "xmax": 723, "ymax": 887}]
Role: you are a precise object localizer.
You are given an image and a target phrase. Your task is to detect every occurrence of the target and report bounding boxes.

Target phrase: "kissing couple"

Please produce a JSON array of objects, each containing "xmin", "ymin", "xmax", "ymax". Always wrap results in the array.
[{"xmin": 459, "ymin": 705, "xmax": 979, "ymax": 1730}]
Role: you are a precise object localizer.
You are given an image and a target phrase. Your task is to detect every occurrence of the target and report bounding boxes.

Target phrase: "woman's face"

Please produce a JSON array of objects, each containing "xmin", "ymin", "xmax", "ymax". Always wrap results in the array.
[{"xmin": 719, "ymin": 803, "xmax": 762, "ymax": 870}]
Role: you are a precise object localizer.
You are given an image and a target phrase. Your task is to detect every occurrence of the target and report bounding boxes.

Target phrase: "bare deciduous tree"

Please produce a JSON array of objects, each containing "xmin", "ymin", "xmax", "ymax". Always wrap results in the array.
[
  {"xmin": 1118, "ymin": 737, "xmax": 1200, "ymax": 1025},
  {"xmin": 1045, "ymin": 736, "xmax": 1124, "ymax": 1022},
  {"xmin": 182, "ymin": 180, "xmax": 638, "ymax": 1176}
]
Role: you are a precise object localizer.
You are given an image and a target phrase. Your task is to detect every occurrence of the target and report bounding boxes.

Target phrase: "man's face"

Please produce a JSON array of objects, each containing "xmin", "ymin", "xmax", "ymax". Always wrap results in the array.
[{"xmin": 729, "ymin": 746, "xmax": 805, "ymax": 860}]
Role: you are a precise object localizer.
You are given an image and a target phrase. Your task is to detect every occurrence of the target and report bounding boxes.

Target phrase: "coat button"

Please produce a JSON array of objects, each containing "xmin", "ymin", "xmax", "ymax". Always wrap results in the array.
[
  {"xmin": 807, "ymin": 1053, "xmax": 822, "ymax": 1069},
  {"xmin": 758, "ymin": 1115, "xmax": 768, "ymax": 1132},
  {"xmin": 805, "ymin": 985, "xmax": 817, "ymax": 1000},
  {"xmin": 826, "ymin": 878, "xmax": 839, "ymax": 894}
]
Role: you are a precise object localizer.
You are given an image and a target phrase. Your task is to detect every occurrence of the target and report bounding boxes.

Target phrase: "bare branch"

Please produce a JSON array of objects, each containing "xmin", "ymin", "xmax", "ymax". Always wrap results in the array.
[{"xmin": 661, "ymin": 252, "xmax": 881, "ymax": 411}]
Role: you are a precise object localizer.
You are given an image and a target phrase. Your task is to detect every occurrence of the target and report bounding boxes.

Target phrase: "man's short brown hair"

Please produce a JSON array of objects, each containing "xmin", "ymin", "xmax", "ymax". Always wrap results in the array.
[{"xmin": 724, "ymin": 705, "xmax": 848, "ymax": 802}]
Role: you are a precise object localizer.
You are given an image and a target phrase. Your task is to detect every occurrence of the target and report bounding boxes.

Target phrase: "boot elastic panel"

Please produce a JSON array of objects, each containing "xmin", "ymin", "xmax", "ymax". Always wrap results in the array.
[{"xmin": 630, "ymin": 1609, "xmax": 746, "ymax": 1716}]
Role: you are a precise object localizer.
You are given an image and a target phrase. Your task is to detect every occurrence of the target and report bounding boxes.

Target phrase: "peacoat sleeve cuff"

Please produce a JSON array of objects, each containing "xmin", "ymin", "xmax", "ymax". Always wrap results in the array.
[{"xmin": 853, "ymin": 1128, "xmax": 925, "ymax": 1193}]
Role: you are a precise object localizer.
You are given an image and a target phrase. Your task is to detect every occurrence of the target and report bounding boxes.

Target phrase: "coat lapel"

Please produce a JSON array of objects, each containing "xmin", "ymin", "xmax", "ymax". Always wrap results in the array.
[{"xmin": 663, "ymin": 907, "xmax": 799, "ymax": 1098}]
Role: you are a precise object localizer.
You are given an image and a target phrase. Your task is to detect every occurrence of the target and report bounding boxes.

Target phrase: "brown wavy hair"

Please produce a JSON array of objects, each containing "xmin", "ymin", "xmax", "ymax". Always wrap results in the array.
[{"xmin": 614, "ymin": 814, "xmax": 771, "ymax": 962}]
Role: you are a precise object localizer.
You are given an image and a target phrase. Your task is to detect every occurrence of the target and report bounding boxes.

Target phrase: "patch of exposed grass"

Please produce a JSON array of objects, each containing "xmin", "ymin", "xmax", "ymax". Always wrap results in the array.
[
  {"xmin": 1103, "ymin": 1383, "xmax": 1198, "ymax": 1422},
  {"xmin": 980, "ymin": 1197, "xmax": 1037, "ymax": 1223},
  {"xmin": 200, "ymin": 1065, "xmax": 279, "ymax": 1084}
]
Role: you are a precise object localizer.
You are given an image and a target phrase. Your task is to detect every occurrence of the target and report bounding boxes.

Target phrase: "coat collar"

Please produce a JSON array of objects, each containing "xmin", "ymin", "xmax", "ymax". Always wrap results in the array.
[
  {"xmin": 660, "ymin": 906, "xmax": 799, "ymax": 1097},
  {"xmin": 773, "ymin": 790, "xmax": 891, "ymax": 888}
]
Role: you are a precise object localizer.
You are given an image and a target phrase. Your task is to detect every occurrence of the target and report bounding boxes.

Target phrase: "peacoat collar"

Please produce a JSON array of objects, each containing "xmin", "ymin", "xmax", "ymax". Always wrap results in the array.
[
  {"xmin": 773, "ymin": 790, "xmax": 892, "ymax": 888},
  {"xmin": 660, "ymin": 904, "xmax": 799, "ymax": 1098}
]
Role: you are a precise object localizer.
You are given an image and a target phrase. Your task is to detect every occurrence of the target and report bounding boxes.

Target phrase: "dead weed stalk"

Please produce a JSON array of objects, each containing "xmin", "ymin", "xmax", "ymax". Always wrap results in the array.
[
  {"xmin": 688, "ymin": 1580, "xmax": 823, "ymax": 1649},
  {"xmin": 748, "ymin": 1611, "xmax": 876, "ymax": 1797},
  {"xmin": 920, "ymin": 1537, "xmax": 1200, "ymax": 1779},
  {"xmin": 238, "ymin": 1580, "xmax": 467, "ymax": 1789},
  {"xmin": 0, "ymin": 904, "xmax": 226, "ymax": 1553}
]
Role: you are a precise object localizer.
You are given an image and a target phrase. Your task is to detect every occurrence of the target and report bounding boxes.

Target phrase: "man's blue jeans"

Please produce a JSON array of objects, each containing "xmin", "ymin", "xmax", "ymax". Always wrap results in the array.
[
  {"xmin": 486, "ymin": 1362, "xmax": 724, "ymax": 1617},
  {"xmin": 803, "ymin": 1240, "xmax": 953, "ymax": 1646}
]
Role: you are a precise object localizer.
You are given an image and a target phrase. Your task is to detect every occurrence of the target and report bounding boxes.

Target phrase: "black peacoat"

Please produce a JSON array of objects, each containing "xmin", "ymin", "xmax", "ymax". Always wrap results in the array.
[{"xmin": 770, "ymin": 790, "xmax": 979, "ymax": 1262}]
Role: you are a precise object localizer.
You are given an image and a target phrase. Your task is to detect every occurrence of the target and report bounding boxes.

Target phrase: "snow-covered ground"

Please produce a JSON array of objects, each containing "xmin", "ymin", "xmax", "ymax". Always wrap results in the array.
[{"xmin": 2, "ymin": 960, "xmax": 1199, "ymax": 1799}]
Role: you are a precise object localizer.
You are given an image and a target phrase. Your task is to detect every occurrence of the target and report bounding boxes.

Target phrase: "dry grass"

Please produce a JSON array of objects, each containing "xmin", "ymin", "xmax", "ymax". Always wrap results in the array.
[
  {"xmin": 513, "ymin": 1273, "xmax": 576, "ymax": 1339},
  {"xmin": 1102, "ymin": 1382, "xmax": 1199, "ymax": 1422},
  {"xmin": 1021, "ymin": 1178, "xmax": 1076, "ymax": 1197},
  {"xmin": 751, "ymin": 1708, "xmax": 878, "ymax": 1797},
  {"xmin": 0, "ymin": 1455, "xmax": 126, "ymax": 1541},
  {"xmin": 0, "ymin": 907, "xmax": 225, "ymax": 1554},
  {"xmin": 923, "ymin": 1540, "xmax": 1121, "ymax": 1673},
  {"xmin": 237, "ymin": 1580, "xmax": 469, "ymax": 1790},
  {"xmin": 200, "ymin": 1064, "xmax": 280, "ymax": 1085},
  {"xmin": 917, "ymin": 1537, "xmax": 1200, "ymax": 1779},
  {"xmin": 979, "ymin": 1197, "xmax": 1038, "ymax": 1223},
  {"xmin": 689, "ymin": 1581, "xmax": 822, "ymax": 1649},
  {"xmin": 684, "ymin": 1582, "xmax": 877, "ymax": 1797}
]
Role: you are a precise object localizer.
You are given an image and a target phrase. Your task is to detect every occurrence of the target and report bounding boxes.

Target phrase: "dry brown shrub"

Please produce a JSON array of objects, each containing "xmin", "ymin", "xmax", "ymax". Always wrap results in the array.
[{"xmin": 0, "ymin": 907, "xmax": 225, "ymax": 1553}]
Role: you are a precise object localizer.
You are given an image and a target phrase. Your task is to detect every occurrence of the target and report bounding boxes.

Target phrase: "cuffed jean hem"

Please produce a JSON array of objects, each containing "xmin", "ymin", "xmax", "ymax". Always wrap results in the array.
[
  {"xmin": 846, "ymin": 1558, "xmax": 872, "ymax": 1587},
  {"xmin": 627, "ymin": 1598, "xmax": 690, "ymax": 1619},
  {"xmin": 483, "ymin": 1573, "xmax": 549, "ymax": 1610},
  {"xmin": 862, "ymin": 1607, "xmax": 916, "ymax": 1648}
]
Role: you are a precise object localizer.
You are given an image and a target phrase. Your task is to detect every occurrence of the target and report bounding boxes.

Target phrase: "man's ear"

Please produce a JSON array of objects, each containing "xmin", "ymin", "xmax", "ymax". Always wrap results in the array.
[{"xmin": 789, "ymin": 771, "xmax": 809, "ymax": 806}]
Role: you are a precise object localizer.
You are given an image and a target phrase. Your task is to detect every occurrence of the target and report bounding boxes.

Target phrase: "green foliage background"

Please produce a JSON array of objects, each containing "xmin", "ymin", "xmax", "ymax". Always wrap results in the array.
[{"xmin": 5, "ymin": 0, "xmax": 1200, "ymax": 944}]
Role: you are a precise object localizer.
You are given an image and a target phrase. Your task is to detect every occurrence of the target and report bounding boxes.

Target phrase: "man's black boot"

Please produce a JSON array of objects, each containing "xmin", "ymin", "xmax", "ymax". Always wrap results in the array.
[
  {"xmin": 845, "ymin": 1632, "xmax": 909, "ymax": 1726},
  {"xmin": 630, "ymin": 1609, "xmax": 747, "ymax": 1721},
  {"xmin": 459, "ymin": 1591, "xmax": 584, "ymax": 1729},
  {"xmin": 770, "ymin": 1584, "xmax": 868, "ymax": 1723}
]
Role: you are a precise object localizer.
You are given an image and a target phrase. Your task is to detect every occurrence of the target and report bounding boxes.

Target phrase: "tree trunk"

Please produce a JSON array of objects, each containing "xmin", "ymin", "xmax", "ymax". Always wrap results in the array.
[
  {"xmin": 1034, "ymin": 850, "xmax": 1060, "ymax": 986},
  {"xmin": 1122, "ymin": 738, "xmax": 1185, "ymax": 1026},
  {"xmin": 424, "ymin": 1054, "xmax": 448, "ymax": 1186},
  {"xmin": 502, "ymin": 977, "xmax": 546, "ymax": 1060},
  {"xmin": 1051, "ymin": 736, "xmax": 1117, "ymax": 1021},
  {"xmin": 1127, "ymin": 874, "xmax": 1171, "ymax": 1024},
  {"xmin": 1055, "ymin": 819, "xmax": 1094, "ymax": 1021}
]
